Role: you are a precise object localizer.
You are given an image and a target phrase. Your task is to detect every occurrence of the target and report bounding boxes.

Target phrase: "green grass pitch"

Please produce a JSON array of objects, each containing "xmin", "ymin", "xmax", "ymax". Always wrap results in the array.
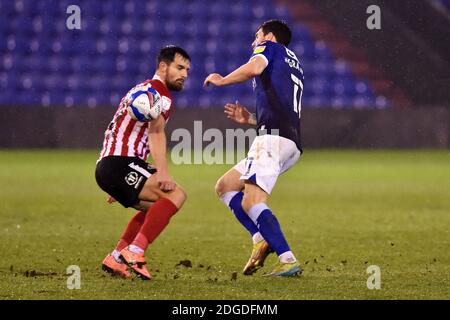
[{"xmin": 0, "ymin": 150, "xmax": 449, "ymax": 300}]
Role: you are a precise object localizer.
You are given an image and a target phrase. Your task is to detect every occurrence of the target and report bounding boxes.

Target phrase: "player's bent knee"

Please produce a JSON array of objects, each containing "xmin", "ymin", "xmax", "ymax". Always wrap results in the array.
[
  {"xmin": 177, "ymin": 185, "xmax": 187, "ymax": 204},
  {"xmin": 215, "ymin": 177, "xmax": 226, "ymax": 197},
  {"xmin": 164, "ymin": 185, "xmax": 187, "ymax": 210},
  {"xmin": 215, "ymin": 173, "xmax": 243, "ymax": 198}
]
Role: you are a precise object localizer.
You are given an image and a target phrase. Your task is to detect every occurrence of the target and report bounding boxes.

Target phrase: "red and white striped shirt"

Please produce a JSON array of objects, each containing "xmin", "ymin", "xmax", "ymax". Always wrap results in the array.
[{"xmin": 98, "ymin": 77, "xmax": 172, "ymax": 162}]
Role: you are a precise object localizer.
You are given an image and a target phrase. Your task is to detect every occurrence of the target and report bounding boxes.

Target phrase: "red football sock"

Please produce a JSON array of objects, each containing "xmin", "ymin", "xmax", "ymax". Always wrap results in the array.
[
  {"xmin": 114, "ymin": 211, "xmax": 146, "ymax": 252},
  {"xmin": 131, "ymin": 198, "xmax": 179, "ymax": 251}
]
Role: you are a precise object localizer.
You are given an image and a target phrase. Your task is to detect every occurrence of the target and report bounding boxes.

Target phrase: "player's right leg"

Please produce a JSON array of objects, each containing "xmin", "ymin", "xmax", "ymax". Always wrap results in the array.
[
  {"xmin": 238, "ymin": 135, "xmax": 302, "ymax": 277},
  {"xmin": 103, "ymin": 201, "xmax": 155, "ymax": 278},
  {"xmin": 216, "ymin": 168, "xmax": 258, "ymax": 238},
  {"xmin": 215, "ymin": 168, "xmax": 272, "ymax": 275},
  {"xmin": 95, "ymin": 156, "xmax": 186, "ymax": 280},
  {"xmin": 119, "ymin": 174, "xmax": 186, "ymax": 280},
  {"xmin": 136, "ymin": 173, "xmax": 187, "ymax": 209}
]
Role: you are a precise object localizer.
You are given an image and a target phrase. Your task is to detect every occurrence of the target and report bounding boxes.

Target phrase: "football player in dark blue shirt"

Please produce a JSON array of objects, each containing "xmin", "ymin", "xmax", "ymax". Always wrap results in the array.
[{"xmin": 204, "ymin": 20, "xmax": 304, "ymax": 277}]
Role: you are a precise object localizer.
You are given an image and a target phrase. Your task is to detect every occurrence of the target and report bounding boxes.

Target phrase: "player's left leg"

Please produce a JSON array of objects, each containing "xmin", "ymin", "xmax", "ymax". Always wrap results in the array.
[
  {"xmin": 215, "ymin": 168, "xmax": 272, "ymax": 275},
  {"xmin": 238, "ymin": 134, "xmax": 302, "ymax": 277},
  {"xmin": 242, "ymin": 182, "xmax": 301, "ymax": 277}
]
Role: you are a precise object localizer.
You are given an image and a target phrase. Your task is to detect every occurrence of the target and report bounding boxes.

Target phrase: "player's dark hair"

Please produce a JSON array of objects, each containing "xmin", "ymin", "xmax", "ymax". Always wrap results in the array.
[
  {"xmin": 157, "ymin": 45, "xmax": 191, "ymax": 66},
  {"xmin": 258, "ymin": 19, "xmax": 292, "ymax": 47}
]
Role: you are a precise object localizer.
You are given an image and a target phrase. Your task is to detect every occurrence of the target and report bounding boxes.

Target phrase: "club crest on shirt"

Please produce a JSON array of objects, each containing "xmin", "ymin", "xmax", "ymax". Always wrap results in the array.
[
  {"xmin": 253, "ymin": 46, "xmax": 266, "ymax": 54},
  {"xmin": 161, "ymin": 96, "xmax": 172, "ymax": 111}
]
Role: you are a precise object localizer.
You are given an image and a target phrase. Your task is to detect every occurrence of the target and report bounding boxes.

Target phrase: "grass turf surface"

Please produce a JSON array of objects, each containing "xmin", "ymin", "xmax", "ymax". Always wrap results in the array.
[{"xmin": 0, "ymin": 150, "xmax": 449, "ymax": 300}]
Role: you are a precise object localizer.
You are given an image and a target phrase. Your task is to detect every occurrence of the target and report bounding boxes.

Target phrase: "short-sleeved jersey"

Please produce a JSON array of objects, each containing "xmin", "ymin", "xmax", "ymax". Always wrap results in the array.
[
  {"xmin": 250, "ymin": 40, "xmax": 305, "ymax": 152},
  {"xmin": 98, "ymin": 78, "xmax": 173, "ymax": 162}
]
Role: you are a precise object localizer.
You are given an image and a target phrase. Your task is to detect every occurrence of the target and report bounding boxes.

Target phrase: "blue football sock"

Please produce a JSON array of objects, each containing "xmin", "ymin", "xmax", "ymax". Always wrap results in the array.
[
  {"xmin": 223, "ymin": 192, "xmax": 259, "ymax": 237},
  {"xmin": 248, "ymin": 203, "xmax": 290, "ymax": 256}
]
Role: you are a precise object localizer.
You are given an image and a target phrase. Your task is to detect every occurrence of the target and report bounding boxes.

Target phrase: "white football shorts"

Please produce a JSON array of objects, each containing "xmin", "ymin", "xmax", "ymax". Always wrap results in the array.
[{"xmin": 234, "ymin": 134, "xmax": 301, "ymax": 194}]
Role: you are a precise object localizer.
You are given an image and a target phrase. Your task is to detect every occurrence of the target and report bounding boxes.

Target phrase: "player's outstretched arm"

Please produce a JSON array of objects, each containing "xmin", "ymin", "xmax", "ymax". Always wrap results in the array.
[
  {"xmin": 224, "ymin": 101, "xmax": 257, "ymax": 126},
  {"xmin": 148, "ymin": 115, "xmax": 176, "ymax": 192},
  {"xmin": 204, "ymin": 56, "xmax": 267, "ymax": 87}
]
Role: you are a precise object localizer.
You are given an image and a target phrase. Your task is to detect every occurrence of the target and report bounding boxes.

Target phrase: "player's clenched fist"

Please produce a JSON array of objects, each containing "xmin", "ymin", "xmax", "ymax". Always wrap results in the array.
[{"xmin": 204, "ymin": 73, "xmax": 224, "ymax": 87}]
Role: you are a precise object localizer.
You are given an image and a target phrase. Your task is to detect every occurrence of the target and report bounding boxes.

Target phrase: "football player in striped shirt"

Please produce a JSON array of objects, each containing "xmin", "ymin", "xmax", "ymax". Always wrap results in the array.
[{"xmin": 95, "ymin": 46, "xmax": 191, "ymax": 280}]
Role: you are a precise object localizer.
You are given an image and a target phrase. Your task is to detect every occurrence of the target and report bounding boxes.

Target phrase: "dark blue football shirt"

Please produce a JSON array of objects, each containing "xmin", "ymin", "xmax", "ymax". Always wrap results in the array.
[{"xmin": 250, "ymin": 40, "xmax": 305, "ymax": 152}]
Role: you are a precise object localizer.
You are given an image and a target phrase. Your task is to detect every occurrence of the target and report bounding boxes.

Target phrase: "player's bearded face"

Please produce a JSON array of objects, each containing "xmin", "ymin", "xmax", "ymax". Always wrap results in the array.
[{"xmin": 165, "ymin": 54, "xmax": 190, "ymax": 92}]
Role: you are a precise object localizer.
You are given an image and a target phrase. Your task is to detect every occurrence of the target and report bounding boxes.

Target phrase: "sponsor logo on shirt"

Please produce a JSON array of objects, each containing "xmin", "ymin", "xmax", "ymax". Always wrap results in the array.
[{"xmin": 253, "ymin": 46, "xmax": 266, "ymax": 54}]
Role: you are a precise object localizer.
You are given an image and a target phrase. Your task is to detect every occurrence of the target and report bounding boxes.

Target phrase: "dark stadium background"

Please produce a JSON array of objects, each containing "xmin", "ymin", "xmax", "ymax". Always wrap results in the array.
[{"xmin": 0, "ymin": 0, "xmax": 449, "ymax": 149}]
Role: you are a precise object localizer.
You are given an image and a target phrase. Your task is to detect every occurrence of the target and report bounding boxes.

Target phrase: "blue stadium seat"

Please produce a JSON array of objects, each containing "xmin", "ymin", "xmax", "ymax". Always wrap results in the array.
[
  {"xmin": 0, "ymin": 0, "xmax": 386, "ymax": 108},
  {"xmin": 0, "ymin": 1, "xmax": 16, "ymax": 15}
]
